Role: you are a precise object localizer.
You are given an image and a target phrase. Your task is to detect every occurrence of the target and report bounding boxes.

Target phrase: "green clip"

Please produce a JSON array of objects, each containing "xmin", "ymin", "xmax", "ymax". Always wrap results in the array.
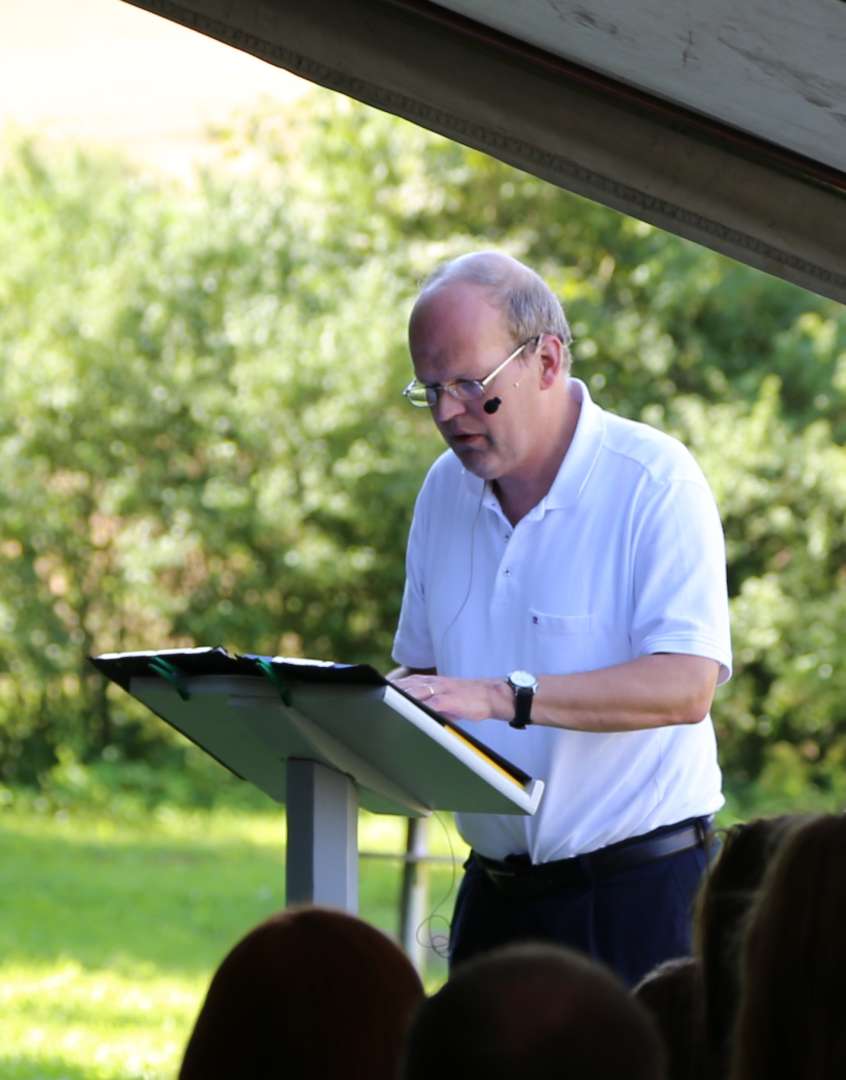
[
  {"xmin": 255, "ymin": 658, "xmax": 293, "ymax": 707},
  {"xmin": 148, "ymin": 657, "xmax": 191, "ymax": 701}
]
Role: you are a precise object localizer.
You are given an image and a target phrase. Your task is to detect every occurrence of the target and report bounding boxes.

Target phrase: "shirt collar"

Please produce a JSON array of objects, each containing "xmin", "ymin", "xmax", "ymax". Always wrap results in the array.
[{"xmin": 461, "ymin": 378, "xmax": 605, "ymax": 515}]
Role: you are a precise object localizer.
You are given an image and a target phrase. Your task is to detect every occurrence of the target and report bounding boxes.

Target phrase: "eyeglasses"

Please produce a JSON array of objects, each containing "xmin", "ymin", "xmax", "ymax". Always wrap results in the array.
[{"xmin": 402, "ymin": 335, "xmax": 540, "ymax": 409}]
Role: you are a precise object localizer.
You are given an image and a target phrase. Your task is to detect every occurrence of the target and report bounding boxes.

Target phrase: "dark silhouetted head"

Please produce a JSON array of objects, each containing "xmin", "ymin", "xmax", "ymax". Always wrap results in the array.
[
  {"xmin": 730, "ymin": 813, "xmax": 846, "ymax": 1080},
  {"xmin": 402, "ymin": 942, "xmax": 666, "ymax": 1080},
  {"xmin": 693, "ymin": 815, "xmax": 799, "ymax": 1076},
  {"xmin": 180, "ymin": 905, "xmax": 424, "ymax": 1080},
  {"xmin": 634, "ymin": 956, "xmax": 704, "ymax": 1080}
]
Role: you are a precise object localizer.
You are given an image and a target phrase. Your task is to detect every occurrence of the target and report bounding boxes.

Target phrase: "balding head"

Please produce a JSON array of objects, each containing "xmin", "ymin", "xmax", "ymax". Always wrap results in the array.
[
  {"xmin": 414, "ymin": 252, "xmax": 572, "ymax": 372},
  {"xmin": 401, "ymin": 943, "xmax": 666, "ymax": 1080}
]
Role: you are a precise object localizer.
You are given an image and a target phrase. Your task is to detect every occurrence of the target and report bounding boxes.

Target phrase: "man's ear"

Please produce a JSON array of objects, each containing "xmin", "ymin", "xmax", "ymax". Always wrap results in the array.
[{"xmin": 537, "ymin": 335, "xmax": 564, "ymax": 389}]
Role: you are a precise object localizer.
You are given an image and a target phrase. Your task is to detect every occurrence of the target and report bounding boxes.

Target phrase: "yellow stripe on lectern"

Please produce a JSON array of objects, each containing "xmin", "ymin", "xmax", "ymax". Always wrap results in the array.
[{"xmin": 444, "ymin": 725, "xmax": 523, "ymax": 788}]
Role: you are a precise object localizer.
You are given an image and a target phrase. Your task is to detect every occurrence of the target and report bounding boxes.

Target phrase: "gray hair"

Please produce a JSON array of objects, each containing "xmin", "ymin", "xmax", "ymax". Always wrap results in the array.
[{"xmin": 420, "ymin": 252, "xmax": 573, "ymax": 367}]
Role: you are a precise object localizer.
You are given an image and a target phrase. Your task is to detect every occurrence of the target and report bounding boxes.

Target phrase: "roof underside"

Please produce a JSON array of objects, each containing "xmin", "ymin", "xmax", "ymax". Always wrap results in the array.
[
  {"xmin": 441, "ymin": 0, "xmax": 846, "ymax": 174},
  {"xmin": 124, "ymin": 0, "xmax": 846, "ymax": 303}
]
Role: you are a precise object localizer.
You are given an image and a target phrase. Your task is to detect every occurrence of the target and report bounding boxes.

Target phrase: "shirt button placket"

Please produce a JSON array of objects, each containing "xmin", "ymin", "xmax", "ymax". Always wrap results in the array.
[{"xmin": 504, "ymin": 522, "xmax": 519, "ymax": 580}]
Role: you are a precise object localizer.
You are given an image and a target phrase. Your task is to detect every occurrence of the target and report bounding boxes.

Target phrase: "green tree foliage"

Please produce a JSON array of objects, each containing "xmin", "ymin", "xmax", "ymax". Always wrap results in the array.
[
  {"xmin": 0, "ymin": 127, "xmax": 441, "ymax": 781},
  {"xmin": 1, "ymin": 93, "xmax": 844, "ymax": 802}
]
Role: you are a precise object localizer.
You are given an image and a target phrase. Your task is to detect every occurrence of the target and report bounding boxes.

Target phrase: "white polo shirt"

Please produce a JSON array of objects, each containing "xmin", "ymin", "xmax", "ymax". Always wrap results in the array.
[{"xmin": 393, "ymin": 379, "xmax": 732, "ymax": 862}]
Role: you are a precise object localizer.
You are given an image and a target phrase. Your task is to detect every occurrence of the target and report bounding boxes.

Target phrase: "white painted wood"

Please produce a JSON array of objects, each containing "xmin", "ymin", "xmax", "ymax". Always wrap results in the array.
[
  {"xmin": 119, "ymin": 1, "xmax": 846, "ymax": 301},
  {"xmin": 436, "ymin": 0, "xmax": 846, "ymax": 171}
]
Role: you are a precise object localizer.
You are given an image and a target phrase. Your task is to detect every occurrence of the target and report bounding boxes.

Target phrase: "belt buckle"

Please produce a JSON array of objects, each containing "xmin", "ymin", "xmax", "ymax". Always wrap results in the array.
[{"xmin": 694, "ymin": 817, "xmax": 711, "ymax": 847}]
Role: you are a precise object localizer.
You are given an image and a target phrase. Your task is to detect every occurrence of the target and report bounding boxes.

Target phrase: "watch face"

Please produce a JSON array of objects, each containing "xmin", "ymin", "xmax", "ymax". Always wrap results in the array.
[{"xmin": 509, "ymin": 670, "xmax": 536, "ymax": 690}]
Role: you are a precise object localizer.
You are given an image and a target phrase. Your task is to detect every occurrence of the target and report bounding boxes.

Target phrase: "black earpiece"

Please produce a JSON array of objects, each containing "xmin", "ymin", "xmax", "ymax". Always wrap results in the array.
[{"xmin": 484, "ymin": 397, "xmax": 502, "ymax": 415}]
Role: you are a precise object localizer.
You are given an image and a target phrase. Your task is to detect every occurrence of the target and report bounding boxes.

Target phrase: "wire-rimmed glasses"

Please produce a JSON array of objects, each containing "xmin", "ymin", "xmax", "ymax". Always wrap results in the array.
[{"xmin": 402, "ymin": 335, "xmax": 540, "ymax": 408}]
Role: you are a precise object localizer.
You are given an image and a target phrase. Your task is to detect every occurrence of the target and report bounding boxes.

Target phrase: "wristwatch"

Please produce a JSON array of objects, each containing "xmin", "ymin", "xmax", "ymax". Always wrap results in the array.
[{"xmin": 507, "ymin": 670, "xmax": 539, "ymax": 729}]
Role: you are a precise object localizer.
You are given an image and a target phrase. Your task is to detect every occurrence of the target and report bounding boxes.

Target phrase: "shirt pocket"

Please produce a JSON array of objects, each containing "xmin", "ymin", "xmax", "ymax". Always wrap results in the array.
[
  {"xmin": 529, "ymin": 610, "xmax": 593, "ymax": 635},
  {"xmin": 528, "ymin": 610, "xmax": 598, "ymax": 675}
]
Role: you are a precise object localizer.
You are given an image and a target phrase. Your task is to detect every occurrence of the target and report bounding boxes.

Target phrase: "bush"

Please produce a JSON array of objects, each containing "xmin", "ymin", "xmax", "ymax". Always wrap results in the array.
[{"xmin": 1, "ymin": 93, "xmax": 845, "ymax": 805}]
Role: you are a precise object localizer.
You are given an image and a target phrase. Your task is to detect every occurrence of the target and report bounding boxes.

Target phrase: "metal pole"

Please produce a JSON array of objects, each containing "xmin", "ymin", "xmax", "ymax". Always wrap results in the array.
[
  {"xmin": 285, "ymin": 758, "xmax": 358, "ymax": 913},
  {"xmin": 399, "ymin": 816, "xmax": 429, "ymax": 971}
]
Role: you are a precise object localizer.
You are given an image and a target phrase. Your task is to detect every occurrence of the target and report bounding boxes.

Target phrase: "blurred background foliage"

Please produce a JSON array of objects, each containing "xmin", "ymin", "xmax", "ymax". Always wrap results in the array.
[{"xmin": 1, "ymin": 90, "xmax": 844, "ymax": 812}]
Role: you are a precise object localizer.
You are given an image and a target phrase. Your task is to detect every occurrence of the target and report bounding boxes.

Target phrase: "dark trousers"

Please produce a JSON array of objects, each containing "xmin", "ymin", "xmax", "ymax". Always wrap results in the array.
[{"xmin": 449, "ymin": 841, "xmax": 708, "ymax": 987}]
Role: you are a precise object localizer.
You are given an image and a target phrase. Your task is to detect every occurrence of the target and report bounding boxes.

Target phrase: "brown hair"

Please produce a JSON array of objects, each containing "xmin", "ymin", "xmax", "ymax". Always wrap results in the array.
[
  {"xmin": 730, "ymin": 814, "xmax": 846, "ymax": 1080},
  {"xmin": 402, "ymin": 942, "xmax": 666, "ymax": 1080},
  {"xmin": 179, "ymin": 905, "xmax": 424, "ymax": 1080},
  {"xmin": 633, "ymin": 957, "xmax": 704, "ymax": 1080},
  {"xmin": 693, "ymin": 815, "xmax": 798, "ymax": 1077}
]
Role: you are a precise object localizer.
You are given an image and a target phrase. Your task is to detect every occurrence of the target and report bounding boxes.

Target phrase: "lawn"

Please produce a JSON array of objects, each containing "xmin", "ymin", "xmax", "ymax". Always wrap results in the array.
[
  {"xmin": 0, "ymin": 800, "xmax": 467, "ymax": 1079},
  {"xmin": 1, "ymin": 769, "xmax": 812, "ymax": 1080}
]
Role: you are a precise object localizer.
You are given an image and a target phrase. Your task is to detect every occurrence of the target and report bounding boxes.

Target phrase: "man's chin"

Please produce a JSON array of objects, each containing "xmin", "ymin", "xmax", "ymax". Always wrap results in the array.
[{"xmin": 450, "ymin": 442, "xmax": 500, "ymax": 479}]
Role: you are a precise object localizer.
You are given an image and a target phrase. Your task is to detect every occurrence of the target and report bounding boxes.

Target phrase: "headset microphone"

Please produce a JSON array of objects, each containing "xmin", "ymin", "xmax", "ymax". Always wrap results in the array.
[{"xmin": 484, "ymin": 397, "xmax": 502, "ymax": 415}]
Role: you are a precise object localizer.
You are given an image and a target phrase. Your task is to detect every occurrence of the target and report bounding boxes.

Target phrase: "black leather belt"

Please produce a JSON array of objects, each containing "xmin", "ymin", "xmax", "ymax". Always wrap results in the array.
[{"xmin": 473, "ymin": 817, "xmax": 712, "ymax": 899}]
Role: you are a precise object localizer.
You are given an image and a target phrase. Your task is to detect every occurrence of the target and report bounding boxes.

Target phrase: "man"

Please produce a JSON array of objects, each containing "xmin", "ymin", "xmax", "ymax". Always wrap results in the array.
[
  {"xmin": 401, "ymin": 943, "xmax": 667, "ymax": 1080},
  {"xmin": 391, "ymin": 251, "xmax": 731, "ymax": 986}
]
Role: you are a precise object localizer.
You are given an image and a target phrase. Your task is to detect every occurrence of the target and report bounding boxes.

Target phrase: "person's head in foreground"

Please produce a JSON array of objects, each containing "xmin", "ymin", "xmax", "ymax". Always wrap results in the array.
[
  {"xmin": 402, "ymin": 942, "xmax": 667, "ymax": 1080},
  {"xmin": 730, "ymin": 813, "xmax": 846, "ymax": 1080},
  {"xmin": 692, "ymin": 814, "xmax": 798, "ymax": 1077},
  {"xmin": 633, "ymin": 956, "xmax": 703, "ymax": 1080},
  {"xmin": 179, "ymin": 905, "xmax": 424, "ymax": 1080}
]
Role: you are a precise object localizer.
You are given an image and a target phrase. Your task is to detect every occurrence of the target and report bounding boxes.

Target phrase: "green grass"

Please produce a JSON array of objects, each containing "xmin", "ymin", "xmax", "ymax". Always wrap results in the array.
[
  {"xmin": 4, "ymin": 773, "xmax": 816, "ymax": 1080},
  {"xmin": 0, "ymin": 801, "xmax": 468, "ymax": 1080}
]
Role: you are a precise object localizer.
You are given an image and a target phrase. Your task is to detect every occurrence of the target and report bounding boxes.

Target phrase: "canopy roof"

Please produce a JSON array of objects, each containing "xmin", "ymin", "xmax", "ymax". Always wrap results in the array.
[{"xmin": 125, "ymin": 0, "xmax": 846, "ymax": 302}]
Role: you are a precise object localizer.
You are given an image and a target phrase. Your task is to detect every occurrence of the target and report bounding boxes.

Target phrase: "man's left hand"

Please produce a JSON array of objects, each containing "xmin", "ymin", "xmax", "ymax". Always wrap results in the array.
[{"xmin": 391, "ymin": 674, "xmax": 505, "ymax": 722}]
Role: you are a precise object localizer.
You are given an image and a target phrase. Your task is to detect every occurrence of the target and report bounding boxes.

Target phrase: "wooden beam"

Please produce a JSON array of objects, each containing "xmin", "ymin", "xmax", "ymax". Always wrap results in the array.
[{"xmin": 122, "ymin": 0, "xmax": 846, "ymax": 303}]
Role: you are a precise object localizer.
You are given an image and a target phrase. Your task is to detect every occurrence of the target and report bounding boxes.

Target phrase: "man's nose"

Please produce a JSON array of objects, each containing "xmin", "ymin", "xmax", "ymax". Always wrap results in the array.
[{"xmin": 433, "ymin": 389, "xmax": 467, "ymax": 424}]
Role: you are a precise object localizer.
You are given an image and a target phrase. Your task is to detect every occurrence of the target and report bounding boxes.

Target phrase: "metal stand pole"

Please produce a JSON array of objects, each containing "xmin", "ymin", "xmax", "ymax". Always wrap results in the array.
[
  {"xmin": 399, "ymin": 816, "xmax": 429, "ymax": 971},
  {"xmin": 285, "ymin": 758, "xmax": 358, "ymax": 913}
]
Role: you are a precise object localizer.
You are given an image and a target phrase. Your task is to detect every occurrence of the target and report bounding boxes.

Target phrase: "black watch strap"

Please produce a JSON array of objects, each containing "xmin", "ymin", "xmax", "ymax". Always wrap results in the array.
[{"xmin": 509, "ymin": 686, "xmax": 533, "ymax": 729}]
